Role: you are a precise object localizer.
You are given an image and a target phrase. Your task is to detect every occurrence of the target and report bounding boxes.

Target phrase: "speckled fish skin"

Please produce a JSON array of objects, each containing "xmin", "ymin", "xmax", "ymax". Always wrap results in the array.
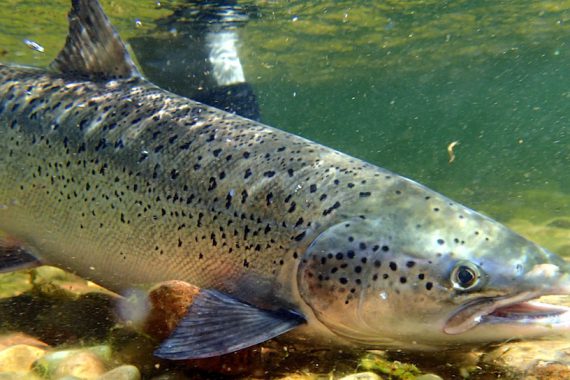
[{"xmin": 2, "ymin": 3, "xmax": 570, "ymax": 352}]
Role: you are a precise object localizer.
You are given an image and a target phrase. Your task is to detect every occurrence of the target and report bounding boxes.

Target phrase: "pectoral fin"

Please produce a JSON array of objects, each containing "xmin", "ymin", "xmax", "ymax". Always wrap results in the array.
[
  {"xmin": 0, "ymin": 237, "xmax": 41, "ymax": 272},
  {"xmin": 154, "ymin": 289, "xmax": 306, "ymax": 360}
]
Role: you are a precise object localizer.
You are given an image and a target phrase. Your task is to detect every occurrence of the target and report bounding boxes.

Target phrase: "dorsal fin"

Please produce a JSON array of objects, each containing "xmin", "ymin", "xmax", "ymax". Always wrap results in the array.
[{"xmin": 50, "ymin": 0, "xmax": 140, "ymax": 79}]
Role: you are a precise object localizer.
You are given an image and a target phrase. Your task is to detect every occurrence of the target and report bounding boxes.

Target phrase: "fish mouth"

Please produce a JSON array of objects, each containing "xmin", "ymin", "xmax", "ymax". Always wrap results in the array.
[{"xmin": 444, "ymin": 292, "xmax": 570, "ymax": 335}]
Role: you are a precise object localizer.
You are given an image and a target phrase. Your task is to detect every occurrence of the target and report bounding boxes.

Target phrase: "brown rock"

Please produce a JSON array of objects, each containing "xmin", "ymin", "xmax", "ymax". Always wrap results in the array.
[
  {"xmin": 0, "ymin": 344, "xmax": 45, "ymax": 372},
  {"xmin": 0, "ymin": 333, "xmax": 48, "ymax": 351},
  {"xmin": 52, "ymin": 350, "xmax": 107, "ymax": 379},
  {"xmin": 143, "ymin": 280, "xmax": 200, "ymax": 341}
]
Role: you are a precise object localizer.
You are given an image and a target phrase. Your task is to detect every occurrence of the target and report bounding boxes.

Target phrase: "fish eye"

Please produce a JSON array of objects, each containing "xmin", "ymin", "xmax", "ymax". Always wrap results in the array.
[{"xmin": 450, "ymin": 261, "xmax": 481, "ymax": 291}]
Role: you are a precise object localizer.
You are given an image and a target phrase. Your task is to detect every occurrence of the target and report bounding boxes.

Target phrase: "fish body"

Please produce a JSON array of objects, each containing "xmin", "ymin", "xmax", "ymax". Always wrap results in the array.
[{"xmin": 1, "ymin": 0, "xmax": 570, "ymax": 359}]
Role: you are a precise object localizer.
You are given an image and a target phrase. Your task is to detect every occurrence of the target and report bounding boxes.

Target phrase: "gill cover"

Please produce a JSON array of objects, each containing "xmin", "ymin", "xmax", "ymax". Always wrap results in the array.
[{"xmin": 298, "ymin": 217, "xmax": 396, "ymax": 341}]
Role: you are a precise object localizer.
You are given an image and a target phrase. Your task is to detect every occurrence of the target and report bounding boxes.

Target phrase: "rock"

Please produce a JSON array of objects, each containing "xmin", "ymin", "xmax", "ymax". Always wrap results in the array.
[
  {"xmin": 33, "ymin": 346, "xmax": 111, "ymax": 379},
  {"xmin": 52, "ymin": 350, "xmax": 107, "ymax": 379},
  {"xmin": 480, "ymin": 340, "xmax": 570, "ymax": 377},
  {"xmin": 339, "ymin": 372, "xmax": 381, "ymax": 380},
  {"xmin": 0, "ymin": 344, "xmax": 45, "ymax": 372},
  {"xmin": 527, "ymin": 362, "xmax": 570, "ymax": 380},
  {"xmin": 415, "ymin": 375, "xmax": 445, "ymax": 380},
  {"xmin": 0, "ymin": 333, "xmax": 48, "ymax": 350},
  {"xmin": 96, "ymin": 365, "xmax": 141, "ymax": 380},
  {"xmin": 142, "ymin": 280, "xmax": 201, "ymax": 341},
  {"xmin": 358, "ymin": 352, "xmax": 422, "ymax": 379},
  {"xmin": 0, "ymin": 372, "xmax": 41, "ymax": 380},
  {"xmin": 0, "ymin": 271, "xmax": 32, "ymax": 299}
]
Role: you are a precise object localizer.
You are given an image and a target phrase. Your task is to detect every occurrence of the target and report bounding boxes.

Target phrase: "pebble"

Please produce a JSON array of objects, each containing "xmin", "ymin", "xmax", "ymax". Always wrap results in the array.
[
  {"xmin": 34, "ymin": 346, "xmax": 111, "ymax": 379},
  {"xmin": 143, "ymin": 280, "xmax": 200, "ymax": 340},
  {"xmin": 52, "ymin": 351, "xmax": 107, "ymax": 379},
  {"xmin": 0, "ymin": 344, "xmax": 45, "ymax": 372},
  {"xmin": 96, "ymin": 365, "xmax": 141, "ymax": 380},
  {"xmin": 415, "ymin": 375, "xmax": 444, "ymax": 380},
  {"xmin": 480, "ymin": 339, "xmax": 570, "ymax": 377},
  {"xmin": 339, "ymin": 372, "xmax": 381, "ymax": 380},
  {"xmin": 0, "ymin": 333, "xmax": 48, "ymax": 350},
  {"xmin": 0, "ymin": 372, "xmax": 41, "ymax": 380}
]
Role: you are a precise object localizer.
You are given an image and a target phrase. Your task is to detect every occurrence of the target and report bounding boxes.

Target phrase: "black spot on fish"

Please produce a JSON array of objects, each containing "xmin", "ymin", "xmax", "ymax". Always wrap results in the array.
[
  {"xmin": 339, "ymin": 277, "xmax": 348, "ymax": 285},
  {"xmin": 437, "ymin": 239, "xmax": 445, "ymax": 245},
  {"xmin": 347, "ymin": 250, "xmax": 355, "ymax": 259},
  {"xmin": 406, "ymin": 261, "xmax": 416, "ymax": 268},
  {"xmin": 225, "ymin": 192, "xmax": 233, "ymax": 209},
  {"xmin": 208, "ymin": 177, "xmax": 217, "ymax": 191},
  {"xmin": 288, "ymin": 202, "xmax": 296, "ymax": 213},
  {"xmin": 264, "ymin": 170, "xmax": 276, "ymax": 178},
  {"xmin": 95, "ymin": 138, "xmax": 107, "ymax": 152},
  {"xmin": 359, "ymin": 191, "xmax": 371, "ymax": 198},
  {"xmin": 309, "ymin": 184, "xmax": 317, "ymax": 193},
  {"xmin": 294, "ymin": 231, "xmax": 306, "ymax": 241},
  {"xmin": 168, "ymin": 134, "xmax": 178, "ymax": 144},
  {"xmin": 354, "ymin": 266, "xmax": 362, "ymax": 274},
  {"xmin": 138, "ymin": 151, "xmax": 149, "ymax": 163},
  {"xmin": 418, "ymin": 273, "xmax": 425, "ymax": 280},
  {"xmin": 426, "ymin": 282, "xmax": 433, "ymax": 290},
  {"xmin": 400, "ymin": 277, "xmax": 407, "ymax": 284},
  {"xmin": 244, "ymin": 168, "xmax": 252, "ymax": 179},
  {"xmin": 323, "ymin": 201, "xmax": 341, "ymax": 216},
  {"xmin": 389, "ymin": 262, "xmax": 397, "ymax": 271},
  {"xmin": 382, "ymin": 245, "xmax": 390, "ymax": 252},
  {"xmin": 374, "ymin": 260, "xmax": 381, "ymax": 268},
  {"xmin": 336, "ymin": 252, "xmax": 344, "ymax": 260},
  {"xmin": 78, "ymin": 118, "xmax": 89, "ymax": 130}
]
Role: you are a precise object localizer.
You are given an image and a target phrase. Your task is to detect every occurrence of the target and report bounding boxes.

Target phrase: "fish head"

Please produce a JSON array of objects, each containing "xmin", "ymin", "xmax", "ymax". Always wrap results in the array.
[{"xmin": 298, "ymin": 191, "xmax": 570, "ymax": 349}]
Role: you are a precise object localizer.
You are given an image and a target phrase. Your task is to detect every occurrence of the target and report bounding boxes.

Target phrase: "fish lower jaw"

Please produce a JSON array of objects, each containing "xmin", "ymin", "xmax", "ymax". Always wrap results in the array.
[
  {"xmin": 482, "ymin": 300, "xmax": 570, "ymax": 326},
  {"xmin": 444, "ymin": 293, "xmax": 570, "ymax": 336}
]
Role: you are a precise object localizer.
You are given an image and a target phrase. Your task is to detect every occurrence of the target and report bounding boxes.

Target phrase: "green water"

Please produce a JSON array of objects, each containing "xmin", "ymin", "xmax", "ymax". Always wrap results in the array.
[
  {"xmin": 1, "ymin": 1, "xmax": 569, "ymax": 229},
  {"xmin": 0, "ymin": 1, "xmax": 570, "ymax": 378}
]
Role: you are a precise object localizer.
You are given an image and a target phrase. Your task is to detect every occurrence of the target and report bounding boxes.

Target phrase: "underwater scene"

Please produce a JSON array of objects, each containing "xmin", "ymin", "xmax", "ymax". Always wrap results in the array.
[{"xmin": 0, "ymin": 0, "xmax": 569, "ymax": 379}]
